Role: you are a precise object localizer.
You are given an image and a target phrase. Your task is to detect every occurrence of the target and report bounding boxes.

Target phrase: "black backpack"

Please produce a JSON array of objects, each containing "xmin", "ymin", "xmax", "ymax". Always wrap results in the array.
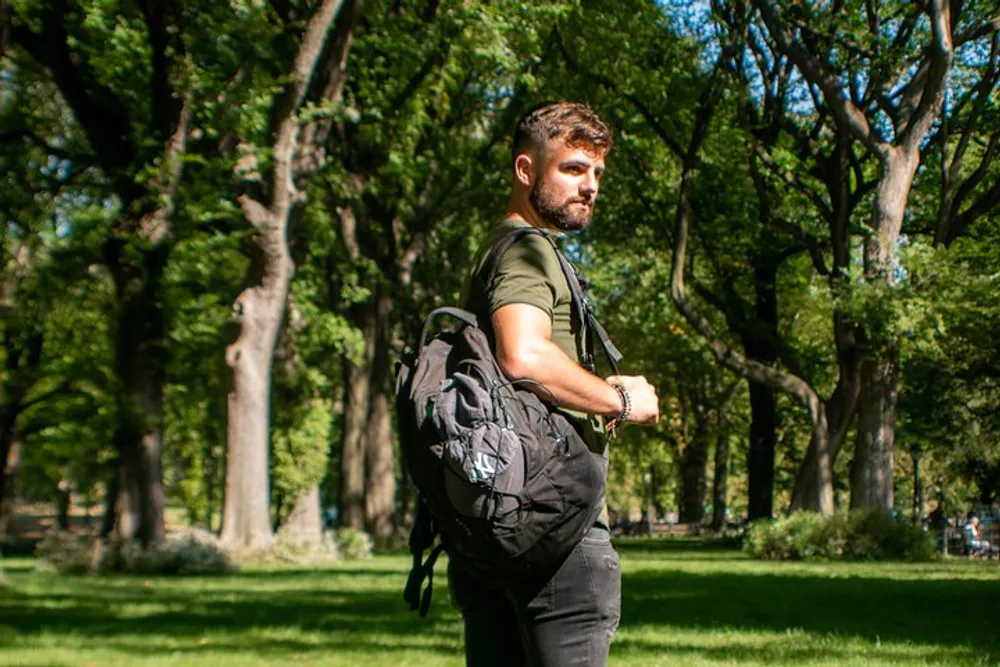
[{"xmin": 397, "ymin": 227, "xmax": 622, "ymax": 616}]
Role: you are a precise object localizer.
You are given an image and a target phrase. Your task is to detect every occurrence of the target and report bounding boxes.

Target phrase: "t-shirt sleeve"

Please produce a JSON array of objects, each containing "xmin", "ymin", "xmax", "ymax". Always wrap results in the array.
[{"xmin": 486, "ymin": 233, "xmax": 566, "ymax": 319}]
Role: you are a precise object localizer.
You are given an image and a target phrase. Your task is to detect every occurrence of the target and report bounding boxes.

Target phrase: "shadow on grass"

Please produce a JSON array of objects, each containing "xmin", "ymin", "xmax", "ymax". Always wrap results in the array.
[
  {"xmin": 620, "ymin": 566, "xmax": 1000, "ymax": 654},
  {"xmin": 0, "ymin": 581, "xmax": 461, "ymax": 657},
  {"xmin": 3, "ymin": 546, "xmax": 999, "ymax": 662}
]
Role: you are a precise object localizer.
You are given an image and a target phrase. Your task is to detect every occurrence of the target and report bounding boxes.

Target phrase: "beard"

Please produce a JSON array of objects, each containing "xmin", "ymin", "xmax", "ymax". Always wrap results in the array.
[{"xmin": 529, "ymin": 178, "xmax": 593, "ymax": 232}]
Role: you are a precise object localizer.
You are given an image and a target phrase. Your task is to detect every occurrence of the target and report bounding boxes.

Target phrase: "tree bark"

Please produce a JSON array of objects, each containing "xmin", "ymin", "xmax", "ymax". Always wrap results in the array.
[
  {"xmin": 851, "ymin": 352, "xmax": 899, "ymax": 510},
  {"xmin": 743, "ymin": 262, "xmax": 779, "ymax": 521},
  {"xmin": 752, "ymin": 0, "xmax": 954, "ymax": 514},
  {"xmin": 223, "ymin": 231, "xmax": 293, "ymax": 549},
  {"xmin": 667, "ymin": 54, "xmax": 835, "ymax": 517},
  {"xmin": 102, "ymin": 257, "xmax": 167, "ymax": 545},
  {"xmin": 746, "ymin": 380, "xmax": 776, "ymax": 520},
  {"xmin": 850, "ymin": 149, "xmax": 918, "ymax": 512},
  {"xmin": 364, "ymin": 288, "xmax": 396, "ymax": 543},
  {"xmin": 0, "ymin": 436, "xmax": 20, "ymax": 537},
  {"xmin": 679, "ymin": 421, "xmax": 710, "ymax": 523},
  {"xmin": 278, "ymin": 485, "xmax": 322, "ymax": 542},
  {"xmin": 10, "ymin": 4, "xmax": 191, "ymax": 548},
  {"xmin": 339, "ymin": 302, "xmax": 374, "ymax": 529},
  {"xmin": 789, "ymin": 315, "xmax": 863, "ymax": 511},
  {"xmin": 785, "ymin": 130, "xmax": 864, "ymax": 511},
  {"xmin": 711, "ymin": 432, "xmax": 729, "ymax": 530}
]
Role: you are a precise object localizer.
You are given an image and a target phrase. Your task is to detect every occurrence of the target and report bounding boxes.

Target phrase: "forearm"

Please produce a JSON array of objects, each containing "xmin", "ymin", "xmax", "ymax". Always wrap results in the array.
[{"xmin": 496, "ymin": 337, "xmax": 621, "ymax": 417}]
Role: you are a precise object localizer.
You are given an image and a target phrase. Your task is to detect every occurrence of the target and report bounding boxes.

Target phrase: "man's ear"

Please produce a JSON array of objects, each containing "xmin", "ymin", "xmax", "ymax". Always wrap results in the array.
[{"xmin": 514, "ymin": 153, "xmax": 534, "ymax": 187}]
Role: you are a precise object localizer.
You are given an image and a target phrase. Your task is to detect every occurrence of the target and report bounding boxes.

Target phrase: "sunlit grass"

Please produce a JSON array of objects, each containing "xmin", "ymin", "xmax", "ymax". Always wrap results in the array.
[{"xmin": 1, "ymin": 539, "xmax": 998, "ymax": 666}]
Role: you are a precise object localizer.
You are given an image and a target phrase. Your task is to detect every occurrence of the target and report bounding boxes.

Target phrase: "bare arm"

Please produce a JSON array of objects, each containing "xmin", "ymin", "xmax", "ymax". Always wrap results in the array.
[{"xmin": 492, "ymin": 303, "xmax": 659, "ymax": 423}]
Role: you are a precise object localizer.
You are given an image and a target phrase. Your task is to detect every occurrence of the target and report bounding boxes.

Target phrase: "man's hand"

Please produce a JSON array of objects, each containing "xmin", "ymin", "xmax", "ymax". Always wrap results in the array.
[{"xmin": 606, "ymin": 375, "xmax": 660, "ymax": 426}]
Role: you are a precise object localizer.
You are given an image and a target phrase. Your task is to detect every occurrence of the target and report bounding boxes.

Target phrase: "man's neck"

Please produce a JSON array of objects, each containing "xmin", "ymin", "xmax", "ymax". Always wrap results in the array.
[{"xmin": 505, "ymin": 196, "xmax": 557, "ymax": 232}]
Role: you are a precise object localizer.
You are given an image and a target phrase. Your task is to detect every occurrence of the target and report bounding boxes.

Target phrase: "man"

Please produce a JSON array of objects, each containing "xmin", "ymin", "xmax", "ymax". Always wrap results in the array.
[{"xmin": 448, "ymin": 101, "xmax": 660, "ymax": 666}]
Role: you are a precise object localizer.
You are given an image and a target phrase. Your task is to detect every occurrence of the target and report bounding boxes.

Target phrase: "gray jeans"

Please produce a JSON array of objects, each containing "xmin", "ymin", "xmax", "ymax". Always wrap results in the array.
[{"xmin": 447, "ymin": 526, "xmax": 622, "ymax": 667}]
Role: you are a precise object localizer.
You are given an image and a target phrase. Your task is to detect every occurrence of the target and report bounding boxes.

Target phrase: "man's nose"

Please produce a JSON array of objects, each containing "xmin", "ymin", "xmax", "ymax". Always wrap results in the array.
[{"xmin": 581, "ymin": 174, "xmax": 598, "ymax": 198}]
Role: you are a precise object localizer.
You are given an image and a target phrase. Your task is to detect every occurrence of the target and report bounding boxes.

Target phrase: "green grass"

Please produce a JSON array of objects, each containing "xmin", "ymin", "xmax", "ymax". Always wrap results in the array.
[{"xmin": 1, "ymin": 539, "xmax": 998, "ymax": 666}]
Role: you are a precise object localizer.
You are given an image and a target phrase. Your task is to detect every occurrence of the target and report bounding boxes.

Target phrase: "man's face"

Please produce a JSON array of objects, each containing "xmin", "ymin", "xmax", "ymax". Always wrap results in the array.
[{"xmin": 528, "ymin": 139, "xmax": 606, "ymax": 232}]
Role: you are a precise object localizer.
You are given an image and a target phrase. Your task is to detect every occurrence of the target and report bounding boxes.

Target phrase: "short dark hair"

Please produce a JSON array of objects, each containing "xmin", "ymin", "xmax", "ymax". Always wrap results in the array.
[{"xmin": 512, "ymin": 101, "xmax": 613, "ymax": 165}]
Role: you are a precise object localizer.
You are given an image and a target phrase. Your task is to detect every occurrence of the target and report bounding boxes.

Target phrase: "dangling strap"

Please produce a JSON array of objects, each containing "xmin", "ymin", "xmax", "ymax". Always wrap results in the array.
[{"xmin": 403, "ymin": 496, "xmax": 446, "ymax": 617}]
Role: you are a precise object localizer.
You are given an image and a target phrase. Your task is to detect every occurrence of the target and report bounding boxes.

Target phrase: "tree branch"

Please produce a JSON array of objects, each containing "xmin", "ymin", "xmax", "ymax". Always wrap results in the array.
[
  {"xmin": 555, "ymin": 28, "xmax": 686, "ymax": 159},
  {"xmin": 10, "ymin": 3, "xmax": 139, "ymax": 197},
  {"xmin": 295, "ymin": 0, "xmax": 365, "ymax": 180},
  {"xmin": 266, "ymin": 0, "xmax": 352, "ymax": 216},
  {"xmin": 900, "ymin": 0, "xmax": 954, "ymax": 154},
  {"xmin": 753, "ymin": 0, "xmax": 887, "ymax": 156},
  {"xmin": 136, "ymin": 0, "xmax": 185, "ymax": 142},
  {"xmin": 749, "ymin": 140, "xmax": 832, "ymax": 221}
]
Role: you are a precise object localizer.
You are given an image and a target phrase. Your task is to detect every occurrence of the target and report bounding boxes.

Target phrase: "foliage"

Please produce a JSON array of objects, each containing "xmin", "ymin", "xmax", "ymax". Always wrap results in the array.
[
  {"xmin": 744, "ymin": 509, "xmax": 936, "ymax": 561},
  {"xmin": 253, "ymin": 532, "xmax": 342, "ymax": 566},
  {"xmin": 32, "ymin": 531, "xmax": 100, "ymax": 574},
  {"xmin": 333, "ymin": 526, "xmax": 374, "ymax": 560},
  {"xmin": 35, "ymin": 529, "xmax": 236, "ymax": 575}
]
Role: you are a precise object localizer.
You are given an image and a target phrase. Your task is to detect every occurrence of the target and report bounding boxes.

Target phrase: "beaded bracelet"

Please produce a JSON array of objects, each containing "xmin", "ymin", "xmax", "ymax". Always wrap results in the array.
[
  {"xmin": 607, "ymin": 381, "xmax": 632, "ymax": 438},
  {"xmin": 612, "ymin": 382, "xmax": 632, "ymax": 423}
]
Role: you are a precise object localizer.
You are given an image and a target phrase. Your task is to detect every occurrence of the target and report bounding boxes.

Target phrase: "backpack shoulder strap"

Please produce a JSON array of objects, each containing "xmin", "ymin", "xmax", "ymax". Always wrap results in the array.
[
  {"xmin": 540, "ymin": 237, "xmax": 624, "ymax": 376},
  {"xmin": 479, "ymin": 227, "xmax": 554, "ymax": 287},
  {"xmin": 478, "ymin": 227, "xmax": 622, "ymax": 375}
]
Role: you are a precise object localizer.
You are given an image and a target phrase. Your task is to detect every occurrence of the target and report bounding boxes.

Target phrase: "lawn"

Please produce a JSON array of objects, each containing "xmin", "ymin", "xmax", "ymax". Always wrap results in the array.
[{"xmin": 1, "ymin": 539, "xmax": 998, "ymax": 666}]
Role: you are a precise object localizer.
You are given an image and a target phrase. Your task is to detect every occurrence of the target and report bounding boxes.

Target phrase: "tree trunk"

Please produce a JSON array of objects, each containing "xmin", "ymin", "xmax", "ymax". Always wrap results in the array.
[
  {"xmin": 222, "ymin": 226, "xmax": 294, "ymax": 549},
  {"xmin": 746, "ymin": 379, "xmax": 777, "ymax": 520},
  {"xmin": 102, "ymin": 256, "xmax": 167, "ymax": 546},
  {"xmin": 679, "ymin": 421, "xmax": 710, "ymax": 523},
  {"xmin": 364, "ymin": 289, "xmax": 396, "ymax": 543},
  {"xmin": 850, "ymin": 149, "xmax": 916, "ymax": 512},
  {"xmin": 789, "ymin": 130, "xmax": 863, "ymax": 512},
  {"xmin": 650, "ymin": 464, "xmax": 665, "ymax": 519},
  {"xmin": 851, "ymin": 353, "xmax": 898, "ymax": 510},
  {"xmin": 55, "ymin": 480, "xmax": 71, "ymax": 530},
  {"xmin": 750, "ymin": 0, "xmax": 953, "ymax": 517},
  {"xmin": 743, "ymin": 261, "xmax": 779, "ymax": 520},
  {"xmin": 711, "ymin": 433, "xmax": 729, "ymax": 531},
  {"xmin": 278, "ymin": 485, "xmax": 322, "ymax": 542},
  {"xmin": 339, "ymin": 302, "xmax": 375, "ymax": 529},
  {"xmin": 0, "ymin": 436, "xmax": 20, "ymax": 537},
  {"xmin": 790, "ymin": 310, "xmax": 862, "ymax": 511}
]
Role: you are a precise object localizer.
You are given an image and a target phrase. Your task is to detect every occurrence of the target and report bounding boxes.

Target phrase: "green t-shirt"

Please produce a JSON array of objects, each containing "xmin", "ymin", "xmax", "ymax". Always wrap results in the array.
[{"xmin": 461, "ymin": 217, "xmax": 610, "ymax": 526}]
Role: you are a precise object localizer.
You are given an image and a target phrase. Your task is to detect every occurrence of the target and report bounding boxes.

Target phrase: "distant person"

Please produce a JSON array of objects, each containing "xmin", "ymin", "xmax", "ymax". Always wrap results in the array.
[{"xmin": 964, "ymin": 515, "xmax": 992, "ymax": 558}]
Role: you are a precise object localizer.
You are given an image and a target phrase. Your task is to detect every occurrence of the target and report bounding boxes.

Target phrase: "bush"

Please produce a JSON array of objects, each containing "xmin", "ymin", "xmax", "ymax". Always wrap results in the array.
[
  {"xmin": 255, "ymin": 532, "xmax": 341, "ymax": 565},
  {"xmin": 334, "ymin": 527, "xmax": 374, "ymax": 560},
  {"xmin": 36, "ymin": 529, "xmax": 237, "ymax": 575},
  {"xmin": 744, "ymin": 509, "xmax": 934, "ymax": 562},
  {"xmin": 844, "ymin": 510, "xmax": 936, "ymax": 561},
  {"xmin": 34, "ymin": 532, "xmax": 101, "ymax": 574}
]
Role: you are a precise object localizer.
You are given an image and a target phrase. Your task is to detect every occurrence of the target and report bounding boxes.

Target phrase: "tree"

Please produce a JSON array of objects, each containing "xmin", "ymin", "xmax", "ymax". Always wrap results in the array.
[
  {"xmin": 8, "ymin": 0, "xmax": 193, "ymax": 543},
  {"xmin": 222, "ymin": 0, "xmax": 363, "ymax": 549},
  {"xmin": 751, "ymin": 0, "xmax": 1000, "ymax": 510}
]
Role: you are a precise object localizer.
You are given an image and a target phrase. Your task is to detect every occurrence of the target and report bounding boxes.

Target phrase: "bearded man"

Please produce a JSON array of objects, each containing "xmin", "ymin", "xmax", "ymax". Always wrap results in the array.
[{"xmin": 449, "ymin": 101, "xmax": 661, "ymax": 666}]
